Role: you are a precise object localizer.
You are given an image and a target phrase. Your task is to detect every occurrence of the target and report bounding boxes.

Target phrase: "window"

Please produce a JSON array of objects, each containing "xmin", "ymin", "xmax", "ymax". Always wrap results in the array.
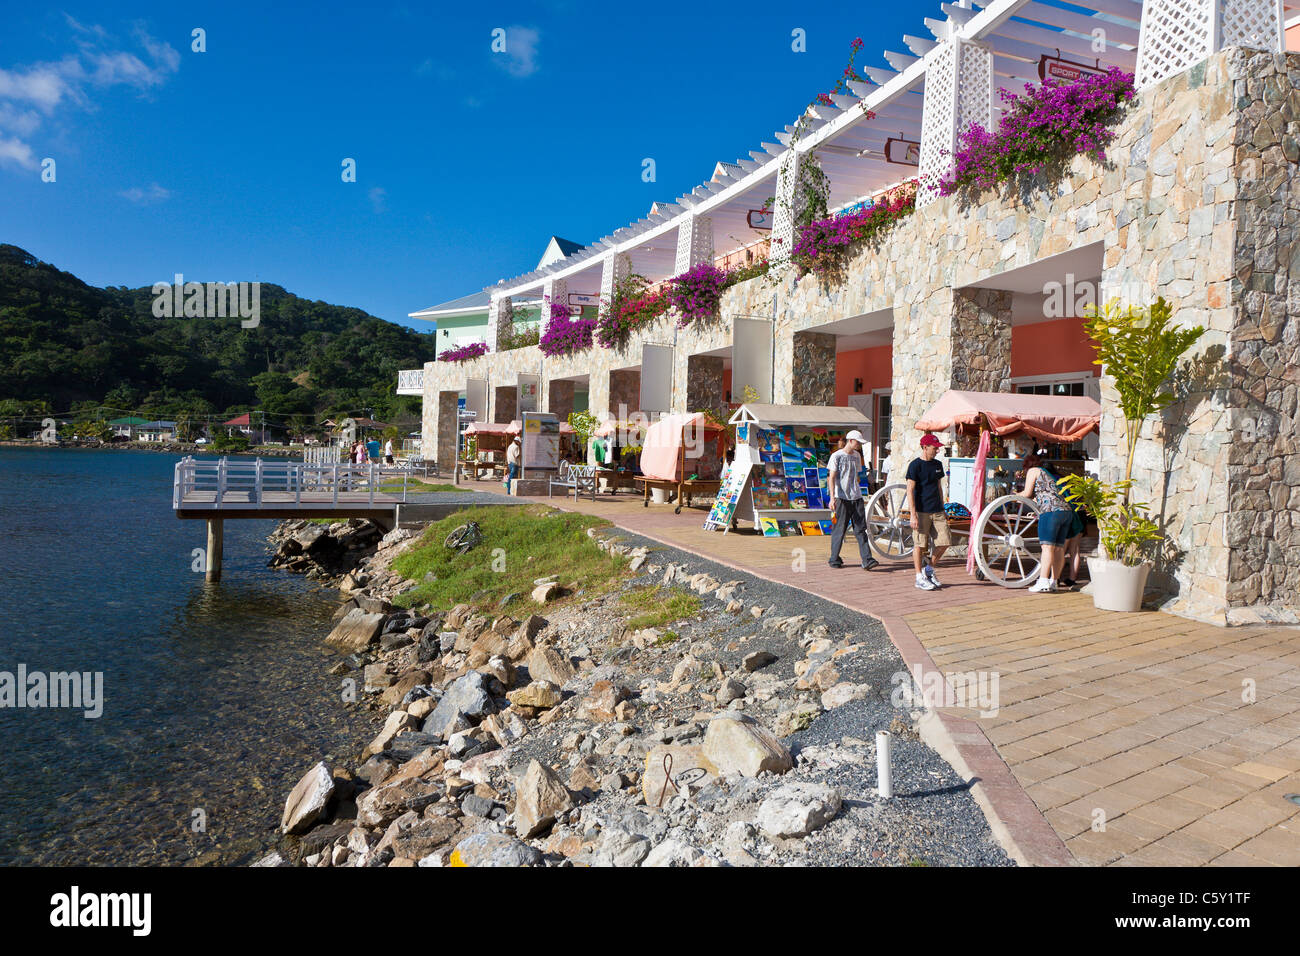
[{"xmin": 1017, "ymin": 381, "xmax": 1084, "ymax": 397}]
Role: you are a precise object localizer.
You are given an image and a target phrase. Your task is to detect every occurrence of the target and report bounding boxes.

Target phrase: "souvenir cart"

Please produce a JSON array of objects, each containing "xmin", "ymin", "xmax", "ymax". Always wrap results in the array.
[
  {"xmin": 863, "ymin": 390, "xmax": 1101, "ymax": 587},
  {"xmin": 634, "ymin": 412, "xmax": 727, "ymax": 513},
  {"xmin": 591, "ymin": 419, "xmax": 646, "ymax": 494},
  {"xmin": 714, "ymin": 404, "xmax": 872, "ymax": 537},
  {"xmin": 460, "ymin": 421, "xmax": 513, "ymax": 480}
]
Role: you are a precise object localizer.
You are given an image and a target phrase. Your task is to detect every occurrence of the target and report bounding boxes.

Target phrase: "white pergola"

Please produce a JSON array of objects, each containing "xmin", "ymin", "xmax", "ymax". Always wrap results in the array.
[{"xmin": 471, "ymin": 0, "xmax": 1292, "ymax": 349}]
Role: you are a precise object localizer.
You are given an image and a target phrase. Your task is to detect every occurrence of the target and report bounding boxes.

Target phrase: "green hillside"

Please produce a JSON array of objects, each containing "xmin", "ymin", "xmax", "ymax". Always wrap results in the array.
[{"xmin": 0, "ymin": 244, "xmax": 434, "ymax": 427}]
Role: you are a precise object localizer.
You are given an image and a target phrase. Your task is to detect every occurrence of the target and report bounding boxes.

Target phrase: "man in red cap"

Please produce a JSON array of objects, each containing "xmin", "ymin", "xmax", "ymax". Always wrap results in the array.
[{"xmin": 906, "ymin": 433, "xmax": 950, "ymax": 590}]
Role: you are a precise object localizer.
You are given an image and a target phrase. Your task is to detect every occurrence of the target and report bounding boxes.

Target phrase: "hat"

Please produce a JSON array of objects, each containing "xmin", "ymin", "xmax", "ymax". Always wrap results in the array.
[
  {"xmin": 919, "ymin": 433, "xmax": 942, "ymax": 448},
  {"xmin": 844, "ymin": 430, "xmax": 865, "ymax": 443}
]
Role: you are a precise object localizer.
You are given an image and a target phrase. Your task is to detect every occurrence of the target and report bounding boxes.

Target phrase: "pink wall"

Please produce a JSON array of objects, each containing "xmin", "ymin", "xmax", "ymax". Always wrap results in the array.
[
  {"xmin": 1011, "ymin": 316, "xmax": 1095, "ymax": 378},
  {"xmin": 1288, "ymin": 24, "xmax": 1300, "ymax": 51},
  {"xmin": 835, "ymin": 345, "xmax": 892, "ymax": 405}
]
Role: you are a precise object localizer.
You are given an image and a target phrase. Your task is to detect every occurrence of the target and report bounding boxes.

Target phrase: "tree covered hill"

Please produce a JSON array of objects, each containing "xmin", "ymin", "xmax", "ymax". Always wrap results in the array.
[{"xmin": 0, "ymin": 244, "xmax": 435, "ymax": 423}]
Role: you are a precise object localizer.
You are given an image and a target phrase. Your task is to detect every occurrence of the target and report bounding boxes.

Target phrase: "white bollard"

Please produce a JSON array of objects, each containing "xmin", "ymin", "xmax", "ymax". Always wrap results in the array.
[{"xmin": 876, "ymin": 731, "xmax": 893, "ymax": 799}]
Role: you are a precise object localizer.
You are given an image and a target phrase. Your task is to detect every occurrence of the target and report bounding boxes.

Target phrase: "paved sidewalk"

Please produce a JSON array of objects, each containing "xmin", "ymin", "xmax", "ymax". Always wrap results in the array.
[{"xmin": 454, "ymin": 479, "xmax": 1300, "ymax": 865}]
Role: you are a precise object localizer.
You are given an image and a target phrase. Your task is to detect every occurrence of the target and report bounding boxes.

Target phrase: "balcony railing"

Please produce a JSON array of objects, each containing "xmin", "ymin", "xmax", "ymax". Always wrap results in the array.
[{"xmin": 397, "ymin": 368, "xmax": 424, "ymax": 394}]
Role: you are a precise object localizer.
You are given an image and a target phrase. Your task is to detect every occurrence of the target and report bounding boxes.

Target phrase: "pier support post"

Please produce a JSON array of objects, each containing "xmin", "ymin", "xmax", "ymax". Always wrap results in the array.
[{"xmin": 206, "ymin": 518, "xmax": 224, "ymax": 583}]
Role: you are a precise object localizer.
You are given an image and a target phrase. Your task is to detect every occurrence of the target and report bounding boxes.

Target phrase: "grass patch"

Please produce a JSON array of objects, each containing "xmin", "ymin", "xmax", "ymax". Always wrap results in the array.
[
  {"xmin": 390, "ymin": 505, "xmax": 626, "ymax": 615},
  {"xmin": 379, "ymin": 478, "xmax": 462, "ymax": 493},
  {"xmin": 619, "ymin": 585, "xmax": 701, "ymax": 631}
]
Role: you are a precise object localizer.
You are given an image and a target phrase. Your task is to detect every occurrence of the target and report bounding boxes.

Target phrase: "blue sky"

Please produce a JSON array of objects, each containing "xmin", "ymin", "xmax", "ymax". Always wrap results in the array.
[{"xmin": 0, "ymin": 1, "xmax": 934, "ymax": 330}]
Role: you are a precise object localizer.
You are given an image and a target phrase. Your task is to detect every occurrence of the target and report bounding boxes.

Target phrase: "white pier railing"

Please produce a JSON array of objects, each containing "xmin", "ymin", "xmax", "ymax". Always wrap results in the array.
[{"xmin": 173, "ymin": 456, "xmax": 415, "ymax": 510}]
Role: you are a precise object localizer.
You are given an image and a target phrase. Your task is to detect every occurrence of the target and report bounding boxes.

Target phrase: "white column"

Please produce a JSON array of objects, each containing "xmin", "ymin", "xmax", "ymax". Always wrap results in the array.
[
  {"xmin": 488, "ymin": 294, "xmax": 513, "ymax": 351},
  {"xmin": 770, "ymin": 153, "xmax": 802, "ymax": 263},
  {"xmin": 917, "ymin": 36, "xmax": 993, "ymax": 207},
  {"xmin": 1136, "ymin": 0, "xmax": 1283, "ymax": 90},
  {"xmin": 674, "ymin": 214, "xmax": 714, "ymax": 275},
  {"xmin": 541, "ymin": 277, "xmax": 568, "ymax": 317},
  {"xmin": 600, "ymin": 251, "xmax": 631, "ymax": 302}
]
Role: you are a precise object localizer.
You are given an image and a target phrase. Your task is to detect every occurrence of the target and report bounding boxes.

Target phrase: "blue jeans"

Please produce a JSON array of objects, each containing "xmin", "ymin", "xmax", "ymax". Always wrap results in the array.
[
  {"xmin": 1038, "ymin": 509, "xmax": 1073, "ymax": 546},
  {"xmin": 506, "ymin": 463, "xmax": 519, "ymax": 484}
]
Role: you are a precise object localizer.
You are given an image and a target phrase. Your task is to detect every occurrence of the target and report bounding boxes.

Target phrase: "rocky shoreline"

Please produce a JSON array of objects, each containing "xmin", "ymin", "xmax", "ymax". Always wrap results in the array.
[{"xmin": 256, "ymin": 511, "xmax": 1014, "ymax": 868}]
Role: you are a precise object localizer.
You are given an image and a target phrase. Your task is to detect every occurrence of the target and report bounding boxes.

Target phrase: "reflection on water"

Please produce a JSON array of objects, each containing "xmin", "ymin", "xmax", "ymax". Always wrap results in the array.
[{"xmin": 0, "ymin": 448, "xmax": 377, "ymax": 865}]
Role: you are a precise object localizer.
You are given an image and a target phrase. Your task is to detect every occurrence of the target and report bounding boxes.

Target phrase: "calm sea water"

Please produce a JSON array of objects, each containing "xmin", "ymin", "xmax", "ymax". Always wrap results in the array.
[{"xmin": 0, "ymin": 448, "xmax": 377, "ymax": 866}]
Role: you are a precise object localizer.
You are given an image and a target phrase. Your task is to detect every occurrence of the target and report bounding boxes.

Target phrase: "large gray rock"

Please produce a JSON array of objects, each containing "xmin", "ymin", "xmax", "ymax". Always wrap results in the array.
[
  {"xmin": 326, "ymin": 608, "xmax": 385, "ymax": 652},
  {"xmin": 451, "ymin": 831, "xmax": 542, "ymax": 867},
  {"xmin": 701, "ymin": 712, "xmax": 793, "ymax": 777},
  {"xmin": 513, "ymin": 759, "xmax": 574, "ymax": 838},
  {"xmin": 756, "ymin": 782, "xmax": 842, "ymax": 837},
  {"xmin": 356, "ymin": 777, "xmax": 444, "ymax": 828},
  {"xmin": 422, "ymin": 671, "xmax": 492, "ymax": 738},
  {"xmin": 281, "ymin": 762, "xmax": 335, "ymax": 834},
  {"xmin": 527, "ymin": 645, "xmax": 575, "ymax": 685},
  {"xmin": 594, "ymin": 828, "xmax": 651, "ymax": 867}
]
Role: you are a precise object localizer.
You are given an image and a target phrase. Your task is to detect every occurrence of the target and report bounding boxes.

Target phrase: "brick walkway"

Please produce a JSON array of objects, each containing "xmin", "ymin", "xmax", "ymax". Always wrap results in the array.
[{"xmin": 465, "ymin": 479, "xmax": 1300, "ymax": 865}]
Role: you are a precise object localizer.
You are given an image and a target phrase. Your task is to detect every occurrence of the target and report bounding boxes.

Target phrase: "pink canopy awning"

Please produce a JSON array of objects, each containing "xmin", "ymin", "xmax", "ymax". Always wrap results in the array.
[
  {"xmin": 506, "ymin": 419, "xmax": 574, "ymax": 434},
  {"xmin": 914, "ymin": 390, "xmax": 1100, "ymax": 443},
  {"xmin": 463, "ymin": 422, "xmax": 513, "ymax": 435},
  {"xmin": 639, "ymin": 412, "xmax": 726, "ymax": 481}
]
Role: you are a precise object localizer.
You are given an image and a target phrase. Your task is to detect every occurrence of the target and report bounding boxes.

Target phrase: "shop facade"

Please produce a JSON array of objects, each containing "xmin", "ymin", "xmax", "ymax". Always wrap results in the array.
[{"xmin": 410, "ymin": 35, "xmax": 1300, "ymax": 625}]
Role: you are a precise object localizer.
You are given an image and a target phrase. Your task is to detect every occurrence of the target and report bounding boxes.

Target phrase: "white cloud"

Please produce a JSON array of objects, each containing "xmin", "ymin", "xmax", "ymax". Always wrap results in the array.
[
  {"xmin": 494, "ymin": 25, "xmax": 540, "ymax": 78},
  {"xmin": 0, "ymin": 19, "xmax": 180, "ymax": 175},
  {"xmin": 119, "ymin": 182, "xmax": 170, "ymax": 204},
  {"xmin": 368, "ymin": 186, "xmax": 387, "ymax": 213},
  {"xmin": 0, "ymin": 134, "xmax": 37, "ymax": 170}
]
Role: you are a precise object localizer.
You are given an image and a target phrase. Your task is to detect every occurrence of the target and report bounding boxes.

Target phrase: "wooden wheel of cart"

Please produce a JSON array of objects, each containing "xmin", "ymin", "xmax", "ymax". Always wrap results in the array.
[
  {"xmin": 973, "ymin": 494, "xmax": 1044, "ymax": 588},
  {"xmin": 863, "ymin": 483, "xmax": 914, "ymax": 561}
]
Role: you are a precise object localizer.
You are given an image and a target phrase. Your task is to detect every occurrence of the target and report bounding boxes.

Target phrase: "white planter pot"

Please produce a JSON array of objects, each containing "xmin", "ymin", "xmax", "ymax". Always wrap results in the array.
[
  {"xmin": 1087, "ymin": 556, "xmax": 1152, "ymax": 613},
  {"xmin": 651, "ymin": 487, "xmax": 667, "ymax": 504}
]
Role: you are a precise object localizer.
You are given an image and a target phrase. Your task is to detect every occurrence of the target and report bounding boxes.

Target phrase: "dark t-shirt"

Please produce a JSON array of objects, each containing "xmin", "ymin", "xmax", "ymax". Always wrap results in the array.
[{"xmin": 906, "ymin": 457, "xmax": 946, "ymax": 514}]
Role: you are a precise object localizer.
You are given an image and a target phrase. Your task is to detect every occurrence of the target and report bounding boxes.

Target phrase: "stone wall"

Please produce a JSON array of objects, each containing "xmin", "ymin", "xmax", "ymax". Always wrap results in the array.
[
  {"xmin": 685, "ymin": 355, "xmax": 725, "ymax": 418},
  {"xmin": 791, "ymin": 332, "xmax": 837, "ymax": 405},
  {"xmin": 493, "ymin": 385, "xmax": 517, "ymax": 424},
  {"xmin": 609, "ymin": 369, "xmax": 641, "ymax": 418},
  {"xmin": 1221, "ymin": 50, "xmax": 1300, "ymax": 623}
]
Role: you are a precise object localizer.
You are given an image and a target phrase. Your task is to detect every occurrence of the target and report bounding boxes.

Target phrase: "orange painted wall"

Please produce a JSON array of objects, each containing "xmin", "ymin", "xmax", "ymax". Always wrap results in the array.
[
  {"xmin": 1288, "ymin": 24, "xmax": 1300, "ymax": 51},
  {"xmin": 723, "ymin": 368, "xmax": 731, "ymax": 401},
  {"xmin": 835, "ymin": 345, "xmax": 892, "ymax": 405},
  {"xmin": 1011, "ymin": 316, "xmax": 1096, "ymax": 378}
]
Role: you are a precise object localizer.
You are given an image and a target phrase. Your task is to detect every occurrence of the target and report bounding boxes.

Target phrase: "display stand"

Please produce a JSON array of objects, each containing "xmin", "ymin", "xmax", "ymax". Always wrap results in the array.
[{"xmin": 724, "ymin": 403, "xmax": 872, "ymax": 536}]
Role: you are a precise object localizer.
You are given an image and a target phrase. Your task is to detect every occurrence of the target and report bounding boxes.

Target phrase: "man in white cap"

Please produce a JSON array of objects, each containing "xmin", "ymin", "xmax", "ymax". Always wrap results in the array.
[{"xmin": 827, "ymin": 429, "xmax": 879, "ymax": 571}]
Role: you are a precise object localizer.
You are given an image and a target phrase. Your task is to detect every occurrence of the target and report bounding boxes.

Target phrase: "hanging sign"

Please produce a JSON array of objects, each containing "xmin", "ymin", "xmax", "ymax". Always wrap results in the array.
[
  {"xmin": 1037, "ymin": 54, "xmax": 1106, "ymax": 83},
  {"xmin": 884, "ymin": 137, "xmax": 920, "ymax": 167},
  {"xmin": 746, "ymin": 209, "xmax": 774, "ymax": 230},
  {"xmin": 568, "ymin": 293, "xmax": 600, "ymax": 308}
]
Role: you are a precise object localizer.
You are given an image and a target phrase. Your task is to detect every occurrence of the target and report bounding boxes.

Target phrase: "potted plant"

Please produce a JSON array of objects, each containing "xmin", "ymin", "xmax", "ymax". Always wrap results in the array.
[
  {"xmin": 1058, "ymin": 476, "xmax": 1162, "ymax": 611},
  {"xmin": 1060, "ymin": 296, "xmax": 1204, "ymax": 612}
]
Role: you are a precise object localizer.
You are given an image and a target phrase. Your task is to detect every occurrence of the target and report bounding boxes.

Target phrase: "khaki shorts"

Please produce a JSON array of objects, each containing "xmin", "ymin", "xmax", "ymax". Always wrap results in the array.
[{"xmin": 915, "ymin": 512, "xmax": 952, "ymax": 550}]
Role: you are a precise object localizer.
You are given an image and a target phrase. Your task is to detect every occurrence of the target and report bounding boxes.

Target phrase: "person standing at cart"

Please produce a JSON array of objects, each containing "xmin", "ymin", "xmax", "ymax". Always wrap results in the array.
[
  {"xmin": 906, "ymin": 433, "xmax": 951, "ymax": 590},
  {"xmin": 827, "ymin": 430, "xmax": 880, "ymax": 572},
  {"xmin": 505, "ymin": 435, "xmax": 521, "ymax": 488},
  {"xmin": 1019, "ymin": 452, "xmax": 1073, "ymax": 592}
]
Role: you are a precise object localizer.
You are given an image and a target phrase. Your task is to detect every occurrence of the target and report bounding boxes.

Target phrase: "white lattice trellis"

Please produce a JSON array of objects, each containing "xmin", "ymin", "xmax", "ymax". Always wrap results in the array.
[
  {"xmin": 674, "ymin": 215, "xmax": 714, "ymax": 275},
  {"xmin": 487, "ymin": 294, "xmax": 513, "ymax": 351},
  {"xmin": 918, "ymin": 37, "xmax": 993, "ymax": 206},
  {"xmin": 770, "ymin": 153, "xmax": 801, "ymax": 263},
  {"xmin": 599, "ymin": 252, "xmax": 631, "ymax": 302},
  {"xmin": 541, "ymin": 277, "xmax": 568, "ymax": 319},
  {"xmin": 1136, "ymin": 0, "xmax": 1283, "ymax": 89}
]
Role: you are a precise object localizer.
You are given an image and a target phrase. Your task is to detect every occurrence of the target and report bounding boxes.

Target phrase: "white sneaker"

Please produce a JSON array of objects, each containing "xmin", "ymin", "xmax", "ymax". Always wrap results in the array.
[
  {"xmin": 915, "ymin": 573, "xmax": 937, "ymax": 591},
  {"xmin": 1028, "ymin": 577, "xmax": 1057, "ymax": 593},
  {"xmin": 923, "ymin": 564, "xmax": 941, "ymax": 588}
]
